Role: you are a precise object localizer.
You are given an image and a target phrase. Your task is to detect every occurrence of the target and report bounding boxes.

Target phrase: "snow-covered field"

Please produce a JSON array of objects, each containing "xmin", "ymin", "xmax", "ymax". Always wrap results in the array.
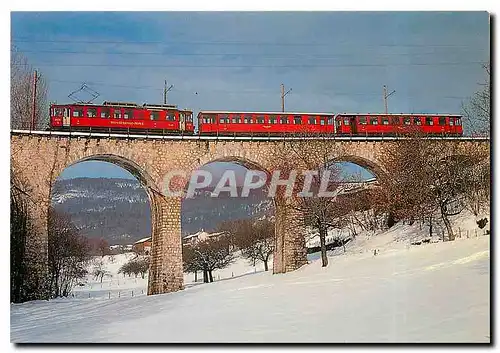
[
  {"xmin": 10, "ymin": 212, "xmax": 490, "ymax": 343},
  {"xmin": 69, "ymin": 249, "xmax": 270, "ymax": 301}
]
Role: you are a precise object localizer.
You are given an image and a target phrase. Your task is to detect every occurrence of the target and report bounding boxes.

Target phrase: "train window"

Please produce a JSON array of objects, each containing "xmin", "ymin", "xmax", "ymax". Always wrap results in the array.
[
  {"xmin": 72, "ymin": 109, "xmax": 83, "ymax": 117},
  {"xmin": 403, "ymin": 117, "xmax": 411, "ymax": 125},
  {"xmin": 294, "ymin": 116, "xmax": 302, "ymax": 124},
  {"xmin": 202, "ymin": 115, "xmax": 213, "ymax": 124},
  {"xmin": 455, "ymin": 117, "xmax": 462, "ymax": 125},
  {"xmin": 123, "ymin": 110, "xmax": 133, "ymax": 119},
  {"xmin": 114, "ymin": 110, "xmax": 122, "ymax": 119},
  {"xmin": 150, "ymin": 111, "xmax": 159, "ymax": 120},
  {"xmin": 344, "ymin": 118, "xmax": 350, "ymax": 125},
  {"xmin": 382, "ymin": 117, "xmax": 389, "ymax": 125},
  {"xmin": 439, "ymin": 117, "xmax": 446, "ymax": 126},
  {"xmin": 53, "ymin": 107, "xmax": 64, "ymax": 116},
  {"xmin": 232, "ymin": 117, "xmax": 241, "ymax": 123},
  {"xmin": 413, "ymin": 117, "xmax": 422, "ymax": 125},
  {"xmin": 328, "ymin": 117, "xmax": 334, "ymax": 125},
  {"xmin": 391, "ymin": 116, "xmax": 400, "ymax": 125},
  {"xmin": 269, "ymin": 117, "xmax": 277, "ymax": 124},
  {"xmin": 425, "ymin": 117, "xmax": 434, "ymax": 126},
  {"xmin": 449, "ymin": 119, "xmax": 454, "ymax": 126},
  {"xmin": 257, "ymin": 116, "xmax": 265, "ymax": 124},
  {"xmin": 87, "ymin": 108, "xmax": 97, "ymax": 118},
  {"xmin": 370, "ymin": 117, "xmax": 378, "ymax": 125},
  {"xmin": 320, "ymin": 118, "xmax": 325, "ymax": 126},
  {"xmin": 280, "ymin": 116, "xmax": 288, "ymax": 124},
  {"xmin": 359, "ymin": 117, "xmax": 367, "ymax": 125},
  {"xmin": 308, "ymin": 117, "xmax": 316, "ymax": 125},
  {"xmin": 166, "ymin": 113, "xmax": 175, "ymax": 121},
  {"xmin": 100, "ymin": 108, "xmax": 110, "ymax": 118},
  {"xmin": 185, "ymin": 114, "xmax": 193, "ymax": 123}
]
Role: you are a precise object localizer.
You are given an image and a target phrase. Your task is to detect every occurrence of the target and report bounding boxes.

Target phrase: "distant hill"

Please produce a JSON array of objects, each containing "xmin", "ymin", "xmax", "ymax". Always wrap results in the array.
[{"xmin": 51, "ymin": 177, "xmax": 273, "ymax": 245}]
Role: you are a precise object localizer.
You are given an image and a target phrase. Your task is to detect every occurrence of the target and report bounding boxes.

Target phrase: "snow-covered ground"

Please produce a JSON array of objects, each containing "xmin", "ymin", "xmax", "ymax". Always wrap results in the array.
[
  {"xmin": 70, "ymin": 249, "xmax": 270, "ymax": 300},
  {"xmin": 11, "ymin": 211, "xmax": 490, "ymax": 343}
]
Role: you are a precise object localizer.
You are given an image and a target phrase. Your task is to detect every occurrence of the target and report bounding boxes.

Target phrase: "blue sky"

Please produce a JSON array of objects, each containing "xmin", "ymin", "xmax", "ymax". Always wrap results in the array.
[{"xmin": 12, "ymin": 12, "xmax": 490, "ymax": 180}]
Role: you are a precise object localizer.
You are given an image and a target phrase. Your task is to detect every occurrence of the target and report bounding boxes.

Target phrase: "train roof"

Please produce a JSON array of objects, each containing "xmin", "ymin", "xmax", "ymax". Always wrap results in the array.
[
  {"xmin": 336, "ymin": 113, "xmax": 462, "ymax": 117},
  {"xmin": 197, "ymin": 111, "xmax": 461, "ymax": 117},
  {"xmin": 50, "ymin": 102, "xmax": 192, "ymax": 111},
  {"xmin": 197, "ymin": 111, "xmax": 335, "ymax": 116}
]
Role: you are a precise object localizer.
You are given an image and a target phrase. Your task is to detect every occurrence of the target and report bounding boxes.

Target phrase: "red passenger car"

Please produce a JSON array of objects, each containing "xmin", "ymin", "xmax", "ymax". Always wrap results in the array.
[
  {"xmin": 198, "ymin": 111, "xmax": 336, "ymax": 135},
  {"xmin": 50, "ymin": 102, "xmax": 194, "ymax": 134},
  {"xmin": 334, "ymin": 113, "xmax": 463, "ymax": 136}
]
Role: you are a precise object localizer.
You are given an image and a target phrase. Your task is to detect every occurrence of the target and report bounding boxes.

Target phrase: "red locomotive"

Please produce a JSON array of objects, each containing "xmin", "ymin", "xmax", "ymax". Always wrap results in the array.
[
  {"xmin": 197, "ymin": 111, "xmax": 463, "ymax": 136},
  {"xmin": 49, "ymin": 102, "xmax": 194, "ymax": 134}
]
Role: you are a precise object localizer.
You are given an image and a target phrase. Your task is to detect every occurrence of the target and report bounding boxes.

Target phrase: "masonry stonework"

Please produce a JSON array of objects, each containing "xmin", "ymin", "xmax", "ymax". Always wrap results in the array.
[{"xmin": 10, "ymin": 134, "xmax": 489, "ymax": 295}]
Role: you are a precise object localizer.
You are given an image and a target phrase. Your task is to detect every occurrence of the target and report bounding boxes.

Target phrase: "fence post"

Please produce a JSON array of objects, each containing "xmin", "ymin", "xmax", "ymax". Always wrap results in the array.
[
  {"xmin": 108, "ymin": 292, "xmax": 110, "ymax": 299},
  {"xmin": 467, "ymin": 230, "xmax": 469, "ymax": 238},
  {"xmin": 88, "ymin": 292, "xmax": 90, "ymax": 298},
  {"xmin": 475, "ymin": 229, "xmax": 478, "ymax": 237},
  {"xmin": 119, "ymin": 291, "xmax": 120, "ymax": 298},
  {"xmin": 132, "ymin": 291, "xmax": 134, "ymax": 297},
  {"xmin": 459, "ymin": 227, "xmax": 461, "ymax": 238}
]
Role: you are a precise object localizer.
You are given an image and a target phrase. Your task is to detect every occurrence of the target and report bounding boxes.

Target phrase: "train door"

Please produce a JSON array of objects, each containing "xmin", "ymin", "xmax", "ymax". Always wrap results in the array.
[
  {"xmin": 349, "ymin": 116, "xmax": 358, "ymax": 135},
  {"xmin": 179, "ymin": 112, "xmax": 186, "ymax": 131},
  {"xmin": 63, "ymin": 108, "xmax": 71, "ymax": 127}
]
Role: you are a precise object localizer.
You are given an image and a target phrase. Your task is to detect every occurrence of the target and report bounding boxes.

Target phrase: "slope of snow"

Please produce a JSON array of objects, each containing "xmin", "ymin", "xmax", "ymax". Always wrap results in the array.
[{"xmin": 11, "ymin": 234, "xmax": 489, "ymax": 343}]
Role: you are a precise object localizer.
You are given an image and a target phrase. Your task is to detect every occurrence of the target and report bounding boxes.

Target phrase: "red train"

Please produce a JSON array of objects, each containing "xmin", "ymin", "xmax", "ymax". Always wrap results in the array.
[
  {"xmin": 49, "ymin": 102, "xmax": 195, "ymax": 134},
  {"xmin": 197, "ymin": 111, "xmax": 463, "ymax": 136},
  {"xmin": 49, "ymin": 103, "xmax": 463, "ymax": 136}
]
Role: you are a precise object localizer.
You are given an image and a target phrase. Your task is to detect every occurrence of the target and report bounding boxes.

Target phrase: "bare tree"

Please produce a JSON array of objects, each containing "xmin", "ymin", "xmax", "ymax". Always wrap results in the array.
[
  {"xmin": 381, "ymin": 136, "xmax": 472, "ymax": 241},
  {"xmin": 118, "ymin": 261, "xmax": 133, "ymax": 278},
  {"xmin": 92, "ymin": 259, "xmax": 110, "ymax": 283},
  {"xmin": 10, "ymin": 174, "xmax": 48, "ymax": 302},
  {"xmin": 331, "ymin": 230, "xmax": 351, "ymax": 254},
  {"xmin": 274, "ymin": 132, "xmax": 344, "ymax": 267},
  {"xmin": 226, "ymin": 219, "xmax": 275, "ymax": 271},
  {"xmin": 11, "ymin": 47, "xmax": 49, "ymax": 130},
  {"xmin": 460, "ymin": 146, "xmax": 490, "ymax": 219},
  {"xmin": 47, "ymin": 208, "xmax": 92, "ymax": 298},
  {"xmin": 97, "ymin": 239, "xmax": 111, "ymax": 257},
  {"xmin": 183, "ymin": 235, "xmax": 234, "ymax": 283},
  {"xmin": 135, "ymin": 256, "xmax": 150, "ymax": 279},
  {"xmin": 462, "ymin": 63, "xmax": 491, "ymax": 135}
]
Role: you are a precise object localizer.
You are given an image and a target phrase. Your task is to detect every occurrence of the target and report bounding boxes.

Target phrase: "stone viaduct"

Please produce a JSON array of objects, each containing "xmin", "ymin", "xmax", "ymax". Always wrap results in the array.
[{"xmin": 10, "ymin": 130, "xmax": 490, "ymax": 296}]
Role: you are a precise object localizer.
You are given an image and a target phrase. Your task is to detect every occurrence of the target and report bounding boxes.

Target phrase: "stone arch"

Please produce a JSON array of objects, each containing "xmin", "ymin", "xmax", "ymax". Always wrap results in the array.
[
  {"xmin": 51, "ymin": 153, "xmax": 183, "ymax": 296},
  {"xmin": 332, "ymin": 155, "xmax": 389, "ymax": 184},
  {"xmin": 181, "ymin": 154, "xmax": 307, "ymax": 276},
  {"xmin": 68, "ymin": 154, "xmax": 159, "ymax": 192}
]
